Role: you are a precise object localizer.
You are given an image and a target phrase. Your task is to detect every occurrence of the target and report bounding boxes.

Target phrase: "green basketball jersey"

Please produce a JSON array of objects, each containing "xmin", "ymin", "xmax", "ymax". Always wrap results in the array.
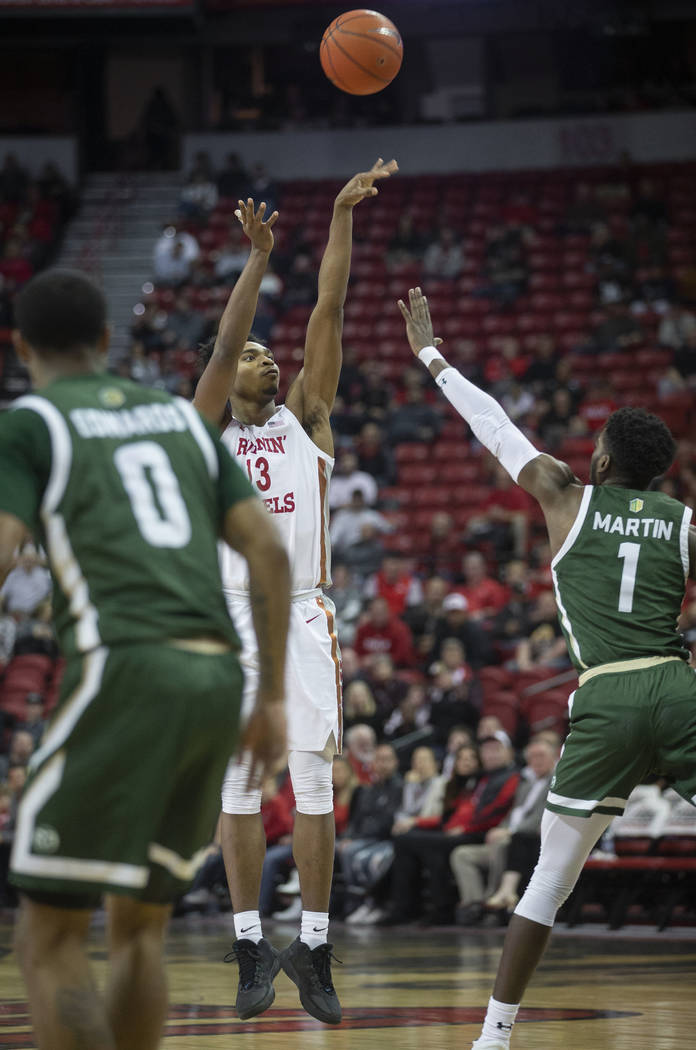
[
  {"xmin": 552, "ymin": 485, "xmax": 692, "ymax": 672},
  {"xmin": 0, "ymin": 373, "xmax": 256, "ymax": 660}
]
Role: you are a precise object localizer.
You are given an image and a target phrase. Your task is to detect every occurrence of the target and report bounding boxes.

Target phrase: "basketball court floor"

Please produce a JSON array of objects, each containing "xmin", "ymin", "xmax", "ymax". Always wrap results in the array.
[{"xmin": 1, "ymin": 912, "xmax": 694, "ymax": 1049}]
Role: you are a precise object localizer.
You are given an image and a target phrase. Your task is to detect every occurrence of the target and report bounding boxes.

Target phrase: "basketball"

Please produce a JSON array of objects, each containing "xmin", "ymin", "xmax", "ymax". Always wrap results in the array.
[{"xmin": 320, "ymin": 10, "xmax": 403, "ymax": 96}]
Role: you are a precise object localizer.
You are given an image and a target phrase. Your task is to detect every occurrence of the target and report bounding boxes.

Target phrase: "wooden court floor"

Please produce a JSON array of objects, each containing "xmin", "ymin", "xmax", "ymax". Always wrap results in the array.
[{"xmin": 1, "ymin": 911, "xmax": 695, "ymax": 1049}]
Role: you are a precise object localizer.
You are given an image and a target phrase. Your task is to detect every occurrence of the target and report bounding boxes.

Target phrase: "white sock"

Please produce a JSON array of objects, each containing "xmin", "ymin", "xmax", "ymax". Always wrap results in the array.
[
  {"xmin": 234, "ymin": 910, "xmax": 263, "ymax": 944},
  {"xmin": 300, "ymin": 910, "xmax": 329, "ymax": 950},
  {"xmin": 475, "ymin": 996, "xmax": 519, "ymax": 1046}
]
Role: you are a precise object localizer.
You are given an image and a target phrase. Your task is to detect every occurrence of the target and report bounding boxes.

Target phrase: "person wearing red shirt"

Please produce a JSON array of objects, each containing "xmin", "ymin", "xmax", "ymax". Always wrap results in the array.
[
  {"xmin": 354, "ymin": 596, "xmax": 416, "ymax": 668},
  {"xmin": 458, "ymin": 551, "xmax": 510, "ymax": 621},
  {"xmin": 365, "ymin": 554, "xmax": 422, "ymax": 616},
  {"xmin": 381, "ymin": 734, "xmax": 519, "ymax": 924}
]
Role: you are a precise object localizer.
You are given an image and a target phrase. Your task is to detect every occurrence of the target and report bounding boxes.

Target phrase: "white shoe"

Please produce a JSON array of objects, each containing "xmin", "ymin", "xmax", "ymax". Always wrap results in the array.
[
  {"xmin": 271, "ymin": 897, "xmax": 302, "ymax": 922},
  {"xmin": 471, "ymin": 1039, "xmax": 508, "ymax": 1050},
  {"xmin": 345, "ymin": 902, "xmax": 372, "ymax": 925},
  {"xmin": 276, "ymin": 870, "xmax": 300, "ymax": 895}
]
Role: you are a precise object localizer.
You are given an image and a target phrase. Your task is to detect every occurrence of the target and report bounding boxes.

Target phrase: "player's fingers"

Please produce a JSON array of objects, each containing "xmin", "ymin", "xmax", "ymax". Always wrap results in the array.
[
  {"xmin": 374, "ymin": 158, "xmax": 398, "ymax": 179},
  {"xmin": 370, "ymin": 157, "xmax": 384, "ymax": 172},
  {"xmin": 265, "ymin": 210, "xmax": 279, "ymax": 228},
  {"xmin": 256, "ymin": 201, "xmax": 267, "ymax": 220},
  {"xmin": 397, "ymin": 298, "xmax": 411, "ymax": 321},
  {"xmin": 433, "ymin": 337, "xmax": 443, "ymax": 346}
]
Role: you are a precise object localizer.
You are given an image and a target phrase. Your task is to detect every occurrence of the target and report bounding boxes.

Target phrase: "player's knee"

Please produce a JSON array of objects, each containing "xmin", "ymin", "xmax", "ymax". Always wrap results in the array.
[
  {"xmin": 288, "ymin": 749, "xmax": 334, "ymax": 815},
  {"xmin": 221, "ymin": 758, "xmax": 262, "ymax": 814},
  {"xmin": 514, "ymin": 866, "xmax": 577, "ymax": 927}
]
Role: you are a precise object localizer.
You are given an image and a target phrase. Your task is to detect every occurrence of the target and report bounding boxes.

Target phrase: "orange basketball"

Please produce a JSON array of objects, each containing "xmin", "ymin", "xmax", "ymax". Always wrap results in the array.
[{"xmin": 320, "ymin": 9, "xmax": 403, "ymax": 96}]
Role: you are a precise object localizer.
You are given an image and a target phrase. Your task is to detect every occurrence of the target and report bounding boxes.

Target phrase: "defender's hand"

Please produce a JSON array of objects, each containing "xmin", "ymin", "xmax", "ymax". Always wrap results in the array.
[
  {"xmin": 334, "ymin": 157, "xmax": 398, "ymax": 210},
  {"xmin": 235, "ymin": 198, "xmax": 279, "ymax": 254},
  {"xmin": 241, "ymin": 698, "xmax": 287, "ymax": 791},
  {"xmin": 397, "ymin": 287, "xmax": 443, "ymax": 355}
]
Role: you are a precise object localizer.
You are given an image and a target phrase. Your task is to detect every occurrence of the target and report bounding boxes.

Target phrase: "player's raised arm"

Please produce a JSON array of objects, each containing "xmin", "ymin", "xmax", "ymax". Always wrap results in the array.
[
  {"xmin": 287, "ymin": 158, "xmax": 397, "ymax": 451},
  {"xmin": 397, "ymin": 287, "xmax": 582, "ymax": 530},
  {"xmin": 193, "ymin": 199, "xmax": 278, "ymax": 426}
]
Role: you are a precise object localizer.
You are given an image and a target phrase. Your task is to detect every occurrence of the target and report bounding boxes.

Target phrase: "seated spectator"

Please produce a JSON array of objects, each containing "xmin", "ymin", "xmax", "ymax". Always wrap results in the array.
[
  {"xmin": 427, "ymin": 638, "xmax": 480, "ymax": 745},
  {"xmin": 179, "ymin": 171, "xmax": 218, "ymax": 221},
  {"xmin": 153, "ymin": 228, "xmax": 199, "ymax": 286},
  {"xmin": 365, "ymin": 554, "xmax": 422, "ymax": 617},
  {"xmin": 329, "ymin": 451, "xmax": 378, "ymax": 510},
  {"xmin": 0, "ymin": 237, "xmax": 33, "ymax": 289},
  {"xmin": 423, "ymin": 228, "xmax": 464, "ymax": 279},
  {"xmin": 341, "ymin": 520, "xmax": 388, "ymax": 580},
  {"xmin": 344, "ymin": 723, "xmax": 377, "ymax": 785},
  {"xmin": 161, "ymin": 291, "xmax": 207, "ymax": 349},
  {"xmin": 481, "ymin": 224, "xmax": 529, "ymax": 306},
  {"xmin": 129, "ymin": 341, "xmax": 161, "ymax": 387},
  {"xmin": 419, "ymin": 513, "xmax": 462, "ymax": 581},
  {"xmin": 355, "ymin": 422, "xmax": 396, "ymax": 487},
  {"xmin": 509, "ymin": 591, "xmax": 570, "ymax": 672},
  {"xmin": 217, "ymin": 152, "xmax": 248, "ymax": 199},
  {"xmin": 441, "ymin": 726, "xmax": 477, "ymax": 778},
  {"xmin": 12, "ymin": 597, "xmax": 57, "ymax": 658},
  {"xmin": 449, "ymin": 734, "xmax": 558, "ymax": 922},
  {"xmin": 328, "ymin": 563, "xmax": 364, "ymax": 647},
  {"xmin": 387, "ymin": 382, "xmax": 442, "ymax": 446},
  {"xmin": 0, "ymin": 729, "xmax": 35, "ymax": 782},
  {"xmin": 330, "ymin": 490, "xmax": 391, "ymax": 557},
  {"xmin": 403, "ymin": 575, "xmax": 450, "ymax": 661},
  {"xmin": 577, "ymin": 381, "xmax": 619, "ymax": 434},
  {"xmin": 332, "ymin": 756, "xmax": 358, "ymax": 837},
  {"xmin": 380, "ymin": 742, "xmax": 499, "ymax": 924},
  {"xmin": 658, "ymin": 303, "xmax": 696, "ymax": 349},
  {"xmin": 466, "ymin": 464, "xmax": 532, "ymax": 560},
  {"xmin": 456, "ymin": 551, "xmax": 509, "ymax": 623},
  {"xmin": 392, "ymin": 747, "xmax": 442, "ymax": 833},
  {"xmin": 362, "ymin": 653, "xmax": 409, "ymax": 720},
  {"xmin": 538, "ymin": 386, "xmax": 584, "ymax": 450},
  {"xmin": 383, "ymin": 683, "xmax": 431, "ymax": 751},
  {"xmin": 213, "ymin": 225, "xmax": 250, "ymax": 283},
  {"xmin": 386, "ymin": 212, "xmax": 424, "ymax": 270},
  {"xmin": 342, "ymin": 679, "xmax": 381, "ymax": 735},
  {"xmin": 337, "ymin": 743, "xmax": 402, "ymax": 917},
  {"xmin": 429, "ymin": 590, "xmax": 493, "ymax": 671},
  {"xmin": 562, "ymin": 182, "xmax": 607, "ymax": 235},
  {"xmin": 354, "ymin": 597, "xmax": 416, "ymax": 669},
  {"xmin": 675, "ymin": 328, "xmax": 696, "ymax": 381},
  {"xmin": 1, "ymin": 545, "xmax": 51, "ymax": 620}
]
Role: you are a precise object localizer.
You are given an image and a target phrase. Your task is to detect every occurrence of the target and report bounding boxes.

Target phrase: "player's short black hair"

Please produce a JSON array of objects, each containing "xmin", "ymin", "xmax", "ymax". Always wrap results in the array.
[
  {"xmin": 15, "ymin": 268, "xmax": 107, "ymax": 355},
  {"xmin": 197, "ymin": 330, "xmax": 267, "ymax": 370},
  {"xmin": 602, "ymin": 406, "xmax": 676, "ymax": 489}
]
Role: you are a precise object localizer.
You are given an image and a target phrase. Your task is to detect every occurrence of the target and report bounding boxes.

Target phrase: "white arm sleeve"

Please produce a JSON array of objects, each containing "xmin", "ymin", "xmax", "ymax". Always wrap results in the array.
[{"xmin": 435, "ymin": 366, "xmax": 540, "ymax": 482}]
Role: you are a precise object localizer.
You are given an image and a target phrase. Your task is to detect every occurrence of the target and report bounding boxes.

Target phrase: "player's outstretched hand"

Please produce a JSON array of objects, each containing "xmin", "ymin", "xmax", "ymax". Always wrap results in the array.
[
  {"xmin": 397, "ymin": 287, "xmax": 443, "ymax": 356},
  {"xmin": 335, "ymin": 157, "xmax": 398, "ymax": 209},
  {"xmin": 235, "ymin": 198, "xmax": 279, "ymax": 254},
  {"xmin": 241, "ymin": 698, "xmax": 287, "ymax": 791}
]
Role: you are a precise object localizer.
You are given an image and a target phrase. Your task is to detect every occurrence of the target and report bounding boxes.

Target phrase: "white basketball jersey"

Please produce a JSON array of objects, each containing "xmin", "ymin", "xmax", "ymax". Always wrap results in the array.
[{"xmin": 220, "ymin": 405, "xmax": 333, "ymax": 595}]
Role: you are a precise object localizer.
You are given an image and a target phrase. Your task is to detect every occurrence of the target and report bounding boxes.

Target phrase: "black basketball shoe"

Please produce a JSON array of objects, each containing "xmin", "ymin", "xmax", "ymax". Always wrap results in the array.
[
  {"xmin": 224, "ymin": 937, "xmax": 280, "ymax": 1020},
  {"xmin": 279, "ymin": 936, "xmax": 342, "ymax": 1025}
]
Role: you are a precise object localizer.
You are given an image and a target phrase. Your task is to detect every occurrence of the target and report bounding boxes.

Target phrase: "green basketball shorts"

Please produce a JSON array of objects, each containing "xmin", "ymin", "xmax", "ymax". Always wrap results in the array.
[
  {"xmin": 10, "ymin": 642, "xmax": 243, "ymax": 905},
  {"xmin": 547, "ymin": 658, "xmax": 696, "ymax": 818}
]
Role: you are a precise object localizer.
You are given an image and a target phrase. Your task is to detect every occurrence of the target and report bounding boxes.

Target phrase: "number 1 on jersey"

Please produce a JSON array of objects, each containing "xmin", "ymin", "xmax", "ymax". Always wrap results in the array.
[{"xmin": 617, "ymin": 541, "xmax": 640, "ymax": 613}]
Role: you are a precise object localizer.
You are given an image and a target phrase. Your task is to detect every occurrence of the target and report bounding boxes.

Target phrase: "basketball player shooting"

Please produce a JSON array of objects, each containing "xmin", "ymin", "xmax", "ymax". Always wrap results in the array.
[
  {"xmin": 398, "ymin": 287, "xmax": 696, "ymax": 1050},
  {"xmin": 194, "ymin": 157, "xmax": 398, "ymax": 1025}
]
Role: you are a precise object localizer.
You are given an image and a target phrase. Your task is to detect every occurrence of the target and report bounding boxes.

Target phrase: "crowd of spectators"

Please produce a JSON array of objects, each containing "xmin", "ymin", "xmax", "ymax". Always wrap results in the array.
[{"xmin": 1, "ymin": 153, "xmax": 695, "ymax": 917}]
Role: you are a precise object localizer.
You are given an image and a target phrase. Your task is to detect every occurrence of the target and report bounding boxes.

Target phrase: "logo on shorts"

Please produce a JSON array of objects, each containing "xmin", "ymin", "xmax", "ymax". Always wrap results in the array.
[
  {"xmin": 629, "ymin": 498, "xmax": 644, "ymax": 512},
  {"xmin": 32, "ymin": 825, "xmax": 60, "ymax": 854},
  {"xmin": 98, "ymin": 386, "xmax": 126, "ymax": 408},
  {"xmin": 550, "ymin": 775, "xmax": 556, "ymax": 789}
]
